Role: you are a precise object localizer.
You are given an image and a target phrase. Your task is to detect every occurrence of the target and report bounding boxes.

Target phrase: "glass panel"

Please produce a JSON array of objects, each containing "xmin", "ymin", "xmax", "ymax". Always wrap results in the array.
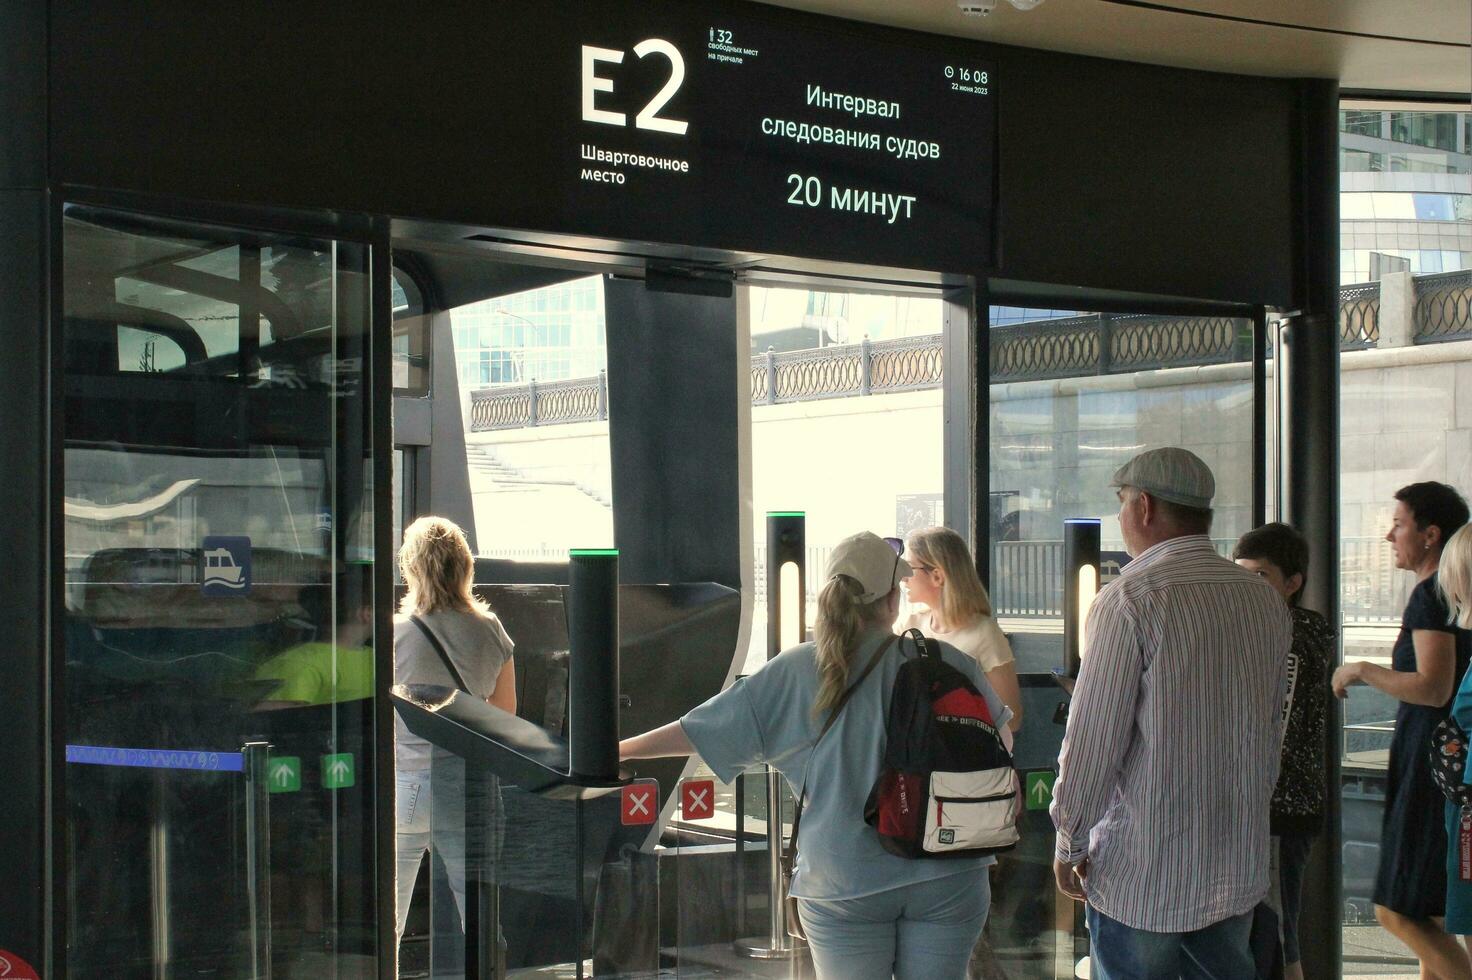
[
  {"xmin": 1337, "ymin": 103, "xmax": 1472, "ymax": 971},
  {"xmin": 1414, "ymin": 194, "xmax": 1456, "ymax": 222},
  {"xmin": 393, "ymin": 448, "xmax": 408, "ymax": 564},
  {"xmin": 451, "ymin": 275, "xmax": 614, "ymax": 560},
  {"xmin": 393, "ymin": 267, "xmax": 429, "ymax": 396},
  {"xmin": 1337, "ymin": 349, "xmax": 1455, "ymax": 969},
  {"xmin": 746, "ymin": 284, "xmax": 945, "ymax": 670},
  {"xmin": 670, "ymin": 769, "xmax": 810, "ymax": 977},
  {"xmin": 989, "ymin": 307, "xmax": 1256, "ymax": 975},
  {"xmin": 61, "ymin": 206, "xmax": 377, "ymax": 977}
]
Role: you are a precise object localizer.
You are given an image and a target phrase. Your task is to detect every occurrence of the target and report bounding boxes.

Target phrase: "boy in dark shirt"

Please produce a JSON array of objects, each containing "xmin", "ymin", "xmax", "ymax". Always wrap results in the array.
[{"xmin": 1235, "ymin": 522, "xmax": 1335, "ymax": 980}]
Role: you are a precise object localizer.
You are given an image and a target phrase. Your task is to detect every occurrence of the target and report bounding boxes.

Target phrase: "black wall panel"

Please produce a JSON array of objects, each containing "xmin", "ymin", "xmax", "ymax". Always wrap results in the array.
[
  {"xmin": 49, "ymin": 0, "xmax": 1298, "ymax": 306},
  {"xmin": 0, "ymin": 185, "xmax": 49, "ymax": 980},
  {"xmin": 1, "ymin": 0, "xmax": 49, "ymax": 965},
  {"xmin": 604, "ymin": 280, "xmax": 741, "ymax": 589},
  {"xmin": 994, "ymin": 48, "xmax": 1297, "ymax": 304}
]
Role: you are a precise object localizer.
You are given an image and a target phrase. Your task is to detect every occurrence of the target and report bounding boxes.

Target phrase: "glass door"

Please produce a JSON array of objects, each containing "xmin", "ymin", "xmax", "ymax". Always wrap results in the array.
[
  {"xmin": 59, "ymin": 204, "xmax": 380, "ymax": 978},
  {"xmin": 988, "ymin": 303, "xmax": 1260, "ymax": 977}
]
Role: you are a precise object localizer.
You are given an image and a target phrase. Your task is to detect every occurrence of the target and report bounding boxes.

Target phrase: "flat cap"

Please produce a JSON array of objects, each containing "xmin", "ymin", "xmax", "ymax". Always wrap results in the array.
[{"xmin": 1111, "ymin": 447, "xmax": 1215, "ymax": 510}]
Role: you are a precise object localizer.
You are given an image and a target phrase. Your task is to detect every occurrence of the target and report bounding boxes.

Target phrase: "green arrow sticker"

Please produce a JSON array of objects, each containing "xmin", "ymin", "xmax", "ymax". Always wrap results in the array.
[
  {"xmin": 322, "ymin": 753, "xmax": 355, "ymax": 790},
  {"xmin": 268, "ymin": 756, "xmax": 301, "ymax": 794},
  {"xmin": 1025, "ymin": 770, "xmax": 1056, "ymax": 811}
]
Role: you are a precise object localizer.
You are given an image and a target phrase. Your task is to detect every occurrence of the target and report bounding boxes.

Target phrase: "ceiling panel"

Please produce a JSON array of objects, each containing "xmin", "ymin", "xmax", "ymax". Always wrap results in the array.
[{"xmin": 760, "ymin": 0, "xmax": 1471, "ymax": 95}]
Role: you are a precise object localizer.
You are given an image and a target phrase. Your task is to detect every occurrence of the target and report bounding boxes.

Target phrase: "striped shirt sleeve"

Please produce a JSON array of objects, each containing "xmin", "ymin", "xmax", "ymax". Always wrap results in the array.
[{"xmin": 1050, "ymin": 587, "xmax": 1143, "ymax": 863}]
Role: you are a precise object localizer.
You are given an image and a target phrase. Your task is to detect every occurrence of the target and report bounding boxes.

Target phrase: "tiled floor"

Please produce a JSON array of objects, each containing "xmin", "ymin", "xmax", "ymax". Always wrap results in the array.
[{"xmin": 1343, "ymin": 922, "xmax": 1420, "ymax": 978}]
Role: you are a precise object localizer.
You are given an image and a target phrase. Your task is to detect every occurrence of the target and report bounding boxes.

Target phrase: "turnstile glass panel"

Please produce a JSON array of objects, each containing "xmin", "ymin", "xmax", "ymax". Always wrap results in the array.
[
  {"xmin": 667, "ymin": 767, "xmax": 814, "ymax": 979},
  {"xmin": 410, "ymin": 760, "xmax": 662, "ymax": 979},
  {"xmin": 60, "ymin": 207, "xmax": 378, "ymax": 977}
]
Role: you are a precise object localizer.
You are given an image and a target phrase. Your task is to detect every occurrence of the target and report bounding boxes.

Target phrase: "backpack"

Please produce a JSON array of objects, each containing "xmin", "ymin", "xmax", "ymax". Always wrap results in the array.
[{"xmin": 864, "ymin": 629, "xmax": 1020, "ymax": 858}]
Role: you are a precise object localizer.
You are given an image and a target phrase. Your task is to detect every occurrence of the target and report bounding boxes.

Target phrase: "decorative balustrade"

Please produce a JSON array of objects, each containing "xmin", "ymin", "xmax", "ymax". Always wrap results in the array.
[
  {"xmin": 991, "ymin": 311, "xmax": 1249, "ymax": 382},
  {"xmin": 468, "ymin": 273, "xmax": 1472, "ymax": 432},
  {"xmin": 1414, "ymin": 270, "xmax": 1472, "ymax": 343},
  {"xmin": 988, "ymin": 536, "xmax": 1406, "ymax": 623},
  {"xmin": 480, "ymin": 536, "xmax": 1414, "ymax": 624},
  {"xmin": 751, "ymin": 335, "xmax": 944, "ymax": 405},
  {"xmin": 990, "ymin": 316, "xmax": 1100, "ymax": 382},
  {"xmin": 470, "ymin": 371, "xmax": 607, "ymax": 431},
  {"xmin": 1340, "ymin": 282, "xmax": 1381, "ymax": 349}
]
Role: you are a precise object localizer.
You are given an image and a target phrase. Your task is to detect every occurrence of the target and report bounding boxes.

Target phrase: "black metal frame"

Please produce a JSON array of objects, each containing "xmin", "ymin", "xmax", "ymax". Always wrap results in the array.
[
  {"xmin": 1286, "ymin": 78, "xmax": 1343, "ymax": 980},
  {"xmin": 1253, "ymin": 306, "xmax": 1269, "ymax": 528},
  {"xmin": 944, "ymin": 286, "xmax": 982, "ymax": 574}
]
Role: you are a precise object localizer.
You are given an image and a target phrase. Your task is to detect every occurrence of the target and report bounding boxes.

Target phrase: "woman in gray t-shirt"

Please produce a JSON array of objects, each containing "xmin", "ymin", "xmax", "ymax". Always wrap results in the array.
[
  {"xmin": 393, "ymin": 517, "xmax": 516, "ymax": 942},
  {"xmin": 621, "ymin": 531, "xmax": 1003, "ymax": 980}
]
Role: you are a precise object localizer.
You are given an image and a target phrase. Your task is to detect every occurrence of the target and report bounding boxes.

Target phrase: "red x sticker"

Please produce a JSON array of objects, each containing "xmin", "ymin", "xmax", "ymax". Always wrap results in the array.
[
  {"xmin": 0, "ymin": 949, "xmax": 41, "ymax": 980},
  {"xmin": 621, "ymin": 780, "xmax": 658, "ymax": 825},
  {"xmin": 681, "ymin": 779, "xmax": 715, "ymax": 820}
]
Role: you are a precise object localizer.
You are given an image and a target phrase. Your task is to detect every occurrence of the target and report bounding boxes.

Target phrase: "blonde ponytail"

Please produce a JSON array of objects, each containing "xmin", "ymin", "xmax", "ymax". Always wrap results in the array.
[{"xmin": 813, "ymin": 574, "xmax": 891, "ymax": 718}]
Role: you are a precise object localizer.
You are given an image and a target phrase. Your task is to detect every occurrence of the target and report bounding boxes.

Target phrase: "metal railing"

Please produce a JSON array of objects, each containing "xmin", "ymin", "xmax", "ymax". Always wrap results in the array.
[
  {"xmin": 467, "ymin": 273, "xmax": 1472, "ymax": 432},
  {"xmin": 480, "ymin": 536, "xmax": 1414, "ymax": 624},
  {"xmin": 1414, "ymin": 270, "xmax": 1472, "ymax": 343},
  {"xmin": 750, "ymin": 335, "xmax": 943, "ymax": 404},
  {"xmin": 470, "ymin": 371, "xmax": 607, "ymax": 432},
  {"xmin": 1339, "ymin": 282, "xmax": 1381, "ymax": 349},
  {"xmin": 989, "ymin": 536, "xmax": 1409, "ymax": 622},
  {"xmin": 992, "ymin": 312, "xmax": 1250, "ymax": 382}
]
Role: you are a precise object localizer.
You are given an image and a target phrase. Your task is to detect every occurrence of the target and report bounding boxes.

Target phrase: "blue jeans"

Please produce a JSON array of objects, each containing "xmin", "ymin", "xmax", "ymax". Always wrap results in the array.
[
  {"xmin": 796, "ymin": 870, "xmax": 990, "ymax": 980},
  {"xmin": 1088, "ymin": 904, "xmax": 1255, "ymax": 980}
]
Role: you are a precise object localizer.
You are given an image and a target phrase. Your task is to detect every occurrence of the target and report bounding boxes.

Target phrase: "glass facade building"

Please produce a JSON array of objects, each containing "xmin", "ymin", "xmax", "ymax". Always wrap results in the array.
[
  {"xmin": 450, "ymin": 275, "xmax": 607, "ymax": 388},
  {"xmin": 1339, "ymin": 108, "xmax": 1472, "ymax": 283}
]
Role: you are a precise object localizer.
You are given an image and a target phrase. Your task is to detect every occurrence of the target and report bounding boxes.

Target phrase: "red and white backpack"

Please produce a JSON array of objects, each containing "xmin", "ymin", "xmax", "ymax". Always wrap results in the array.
[{"xmin": 864, "ymin": 630, "xmax": 1020, "ymax": 858}]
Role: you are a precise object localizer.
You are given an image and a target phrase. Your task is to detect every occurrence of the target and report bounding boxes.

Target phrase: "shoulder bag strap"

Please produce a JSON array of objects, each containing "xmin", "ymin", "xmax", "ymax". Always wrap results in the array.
[
  {"xmin": 410, "ymin": 614, "xmax": 472, "ymax": 694},
  {"xmin": 789, "ymin": 632, "xmax": 899, "ymax": 852}
]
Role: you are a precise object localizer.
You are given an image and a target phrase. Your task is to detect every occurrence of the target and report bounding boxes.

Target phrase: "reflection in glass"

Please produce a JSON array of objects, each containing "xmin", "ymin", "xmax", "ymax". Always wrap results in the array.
[{"xmin": 61, "ymin": 208, "xmax": 378, "ymax": 977}]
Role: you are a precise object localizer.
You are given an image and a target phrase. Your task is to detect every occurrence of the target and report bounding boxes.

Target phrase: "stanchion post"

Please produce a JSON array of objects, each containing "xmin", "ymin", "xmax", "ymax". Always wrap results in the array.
[
  {"xmin": 1062, "ymin": 519, "xmax": 1100, "ymax": 678},
  {"xmin": 242, "ymin": 741, "xmax": 273, "ymax": 980},
  {"xmin": 568, "ymin": 549, "xmax": 621, "ymax": 783},
  {"xmin": 735, "ymin": 513, "xmax": 806, "ymax": 959}
]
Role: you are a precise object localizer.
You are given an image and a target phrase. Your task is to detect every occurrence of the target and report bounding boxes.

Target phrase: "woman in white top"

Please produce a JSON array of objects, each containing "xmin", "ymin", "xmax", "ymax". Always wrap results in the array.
[
  {"xmin": 897, "ymin": 526, "xmax": 1022, "ymax": 732},
  {"xmin": 393, "ymin": 516, "xmax": 517, "ymax": 942}
]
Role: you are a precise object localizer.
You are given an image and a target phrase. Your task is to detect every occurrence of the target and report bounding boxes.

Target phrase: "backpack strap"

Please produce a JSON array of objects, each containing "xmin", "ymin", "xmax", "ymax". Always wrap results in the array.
[
  {"xmin": 788, "ymin": 632, "xmax": 899, "ymax": 861},
  {"xmin": 903, "ymin": 627, "xmax": 939, "ymax": 659},
  {"xmin": 409, "ymin": 614, "xmax": 472, "ymax": 694}
]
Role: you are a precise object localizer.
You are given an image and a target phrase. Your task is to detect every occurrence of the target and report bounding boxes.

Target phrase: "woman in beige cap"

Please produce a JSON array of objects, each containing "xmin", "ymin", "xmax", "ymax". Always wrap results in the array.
[{"xmin": 621, "ymin": 530, "xmax": 1011, "ymax": 979}]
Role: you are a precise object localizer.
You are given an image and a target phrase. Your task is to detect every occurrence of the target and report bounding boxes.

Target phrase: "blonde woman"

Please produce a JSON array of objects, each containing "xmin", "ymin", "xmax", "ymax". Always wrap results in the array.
[
  {"xmin": 899, "ymin": 527, "xmax": 1022, "ymax": 732},
  {"xmin": 394, "ymin": 516, "xmax": 517, "ymax": 941},
  {"xmin": 1437, "ymin": 524, "xmax": 1472, "ymax": 949},
  {"xmin": 620, "ymin": 531, "xmax": 1010, "ymax": 979}
]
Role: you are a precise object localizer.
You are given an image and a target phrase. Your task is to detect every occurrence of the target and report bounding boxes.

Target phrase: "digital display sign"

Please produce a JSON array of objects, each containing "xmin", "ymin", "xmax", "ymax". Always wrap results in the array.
[{"xmin": 513, "ymin": 1, "xmax": 998, "ymax": 274}]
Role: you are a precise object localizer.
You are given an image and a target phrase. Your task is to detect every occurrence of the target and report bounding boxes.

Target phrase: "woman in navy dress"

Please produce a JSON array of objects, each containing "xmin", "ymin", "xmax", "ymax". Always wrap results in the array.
[{"xmin": 1334, "ymin": 483, "xmax": 1471, "ymax": 978}]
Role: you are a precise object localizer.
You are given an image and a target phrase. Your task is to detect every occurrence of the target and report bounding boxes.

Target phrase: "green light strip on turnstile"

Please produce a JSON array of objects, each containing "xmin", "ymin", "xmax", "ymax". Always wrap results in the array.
[
  {"xmin": 766, "ymin": 511, "xmax": 806, "ymax": 517},
  {"xmin": 569, "ymin": 549, "xmax": 620, "ymax": 557}
]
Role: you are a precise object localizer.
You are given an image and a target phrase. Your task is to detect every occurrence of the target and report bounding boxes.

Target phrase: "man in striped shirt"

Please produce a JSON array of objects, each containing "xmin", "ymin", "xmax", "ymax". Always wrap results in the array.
[{"xmin": 1050, "ymin": 447, "xmax": 1293, "ymax": 978}]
